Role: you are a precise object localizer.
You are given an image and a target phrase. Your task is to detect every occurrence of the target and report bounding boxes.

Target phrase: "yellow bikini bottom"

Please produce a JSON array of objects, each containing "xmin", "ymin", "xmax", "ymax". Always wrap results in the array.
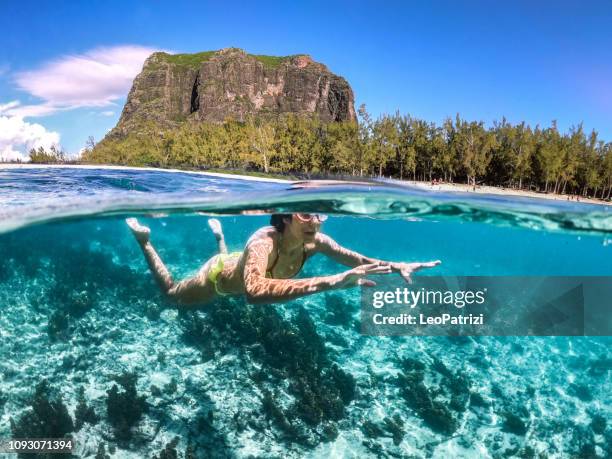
[{"xmin": 208, "ymin": 252, "xmax": 241, "ymax": 296}]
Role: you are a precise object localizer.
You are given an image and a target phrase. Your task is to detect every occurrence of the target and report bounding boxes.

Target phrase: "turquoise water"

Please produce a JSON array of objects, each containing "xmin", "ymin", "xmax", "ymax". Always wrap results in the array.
[{"xmin": 0, "ymin": 166, "xmax": 610, "ymax": 458}]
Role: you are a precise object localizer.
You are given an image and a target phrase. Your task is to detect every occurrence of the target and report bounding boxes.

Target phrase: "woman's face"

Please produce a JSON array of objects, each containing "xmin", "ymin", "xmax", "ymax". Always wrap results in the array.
[{"xmin": 286, "ymin": 214, "xmax": 324, "ymax": 242}]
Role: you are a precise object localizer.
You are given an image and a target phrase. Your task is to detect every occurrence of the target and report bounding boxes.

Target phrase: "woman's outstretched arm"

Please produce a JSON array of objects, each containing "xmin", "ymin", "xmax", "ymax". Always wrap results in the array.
[
  {"xmin": 314, "ymin": 233, "xmax": 385, "ymax": 267},
  {"xmin": 314, "ymin": 233, "xmax": 441, "ymax": 282}
]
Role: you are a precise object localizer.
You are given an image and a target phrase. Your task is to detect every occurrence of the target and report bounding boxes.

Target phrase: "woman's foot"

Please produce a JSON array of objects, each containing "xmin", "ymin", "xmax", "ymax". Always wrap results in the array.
[
  {"xmin": 126, "ymin": 218, "xmax": 151, "ymax": 244},
  {"xmin": 208, "ymin": 218, "xmax": 228, "ymax": 254},
  {"xmin": 207, "ymin": 218, "xmax": 224, "ymax": 241}
]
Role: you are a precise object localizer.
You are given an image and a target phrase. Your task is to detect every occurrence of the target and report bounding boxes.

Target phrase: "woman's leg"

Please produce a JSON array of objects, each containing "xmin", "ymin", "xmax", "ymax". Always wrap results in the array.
[
  {"xmin": 126, "ymin": 218, "xmax": 174, "ymax": 293},
  {"xmin": 208, "ymin": 218, "xmax": 228, "ymax": 255},
  {"xmin": 126, "ymin": 218, "xmax": 217, "ymax": 306},
  {"xmin": 167, "ymin": 259, "xmax": 217, "ymax": 307}
]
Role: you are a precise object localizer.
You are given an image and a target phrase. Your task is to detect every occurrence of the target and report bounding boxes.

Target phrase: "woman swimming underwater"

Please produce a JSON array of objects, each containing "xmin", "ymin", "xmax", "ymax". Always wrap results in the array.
[{"xmin": 126, "ymin": 213, "xmax": 441, "ymax": 308}]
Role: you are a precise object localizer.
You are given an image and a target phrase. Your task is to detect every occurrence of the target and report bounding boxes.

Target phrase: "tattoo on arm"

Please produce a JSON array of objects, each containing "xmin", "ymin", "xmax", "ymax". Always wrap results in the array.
[{"xmin": 243, "ymin": 239, "xmax": 338, "ymax": 303}]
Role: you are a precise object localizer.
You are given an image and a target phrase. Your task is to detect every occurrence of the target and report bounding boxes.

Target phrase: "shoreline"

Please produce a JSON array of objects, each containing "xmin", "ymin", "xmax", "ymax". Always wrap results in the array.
[
  {"xmin": 401, "ymin": 180, "xmax": 611, "ymax": 206},
  {"xmin": 2, "ymin": 163, "xmax": 609, "ymax": 206}
]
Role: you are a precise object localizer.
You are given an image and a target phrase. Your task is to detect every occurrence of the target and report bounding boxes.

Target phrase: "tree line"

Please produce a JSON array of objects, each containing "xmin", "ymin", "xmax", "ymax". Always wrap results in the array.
[
  {"xmin": 17, "ymin": 107, "xmax": 612, "ymax": 200},
  {"xmin": 27, "ymin": 145, "xmax": 67, "ymax": 164}
]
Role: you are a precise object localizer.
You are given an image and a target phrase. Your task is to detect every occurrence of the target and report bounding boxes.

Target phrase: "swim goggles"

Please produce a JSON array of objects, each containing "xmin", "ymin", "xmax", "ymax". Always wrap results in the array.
[{"xmin": 295, "ymin": 213, "xmax": 328, "ymax": 223}]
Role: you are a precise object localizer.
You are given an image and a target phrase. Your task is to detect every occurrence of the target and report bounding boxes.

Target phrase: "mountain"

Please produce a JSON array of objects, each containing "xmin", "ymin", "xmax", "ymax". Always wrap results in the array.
[{"xmin": 107, "ymin": 47, "xmax": 356, "ymax": 138}]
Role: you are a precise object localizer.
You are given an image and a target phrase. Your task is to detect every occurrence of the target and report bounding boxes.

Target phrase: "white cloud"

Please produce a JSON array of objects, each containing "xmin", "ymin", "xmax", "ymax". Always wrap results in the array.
[
  {"xmin": 0, "ymin": 100, "xmax": 20, "ymax": 112},
  {"xmin": 0, "ymin": 115, "xmax": 60, "ymax": 161},
  {"xmin": 1, "ymin": 100, "xmax": 59, "ymax": 118},
  {"xmin": 100, "ymin": 110, "xmax": 115, "ymax": 116},
  {"xmin": 8, "ymin": 45, "xmax": 158, "ymax": 118}
]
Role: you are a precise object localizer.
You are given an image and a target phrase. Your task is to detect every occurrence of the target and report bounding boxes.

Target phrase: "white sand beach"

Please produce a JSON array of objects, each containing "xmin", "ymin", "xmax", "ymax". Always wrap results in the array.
[{"xmin": 401, "ymin": 180, "xmax": 611, "ymax": 206}]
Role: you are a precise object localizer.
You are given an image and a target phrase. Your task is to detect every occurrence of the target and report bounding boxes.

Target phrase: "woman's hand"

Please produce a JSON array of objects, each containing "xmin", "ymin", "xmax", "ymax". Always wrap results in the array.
[
  {"xmin": 335, "ymin": 263, "xmax": 393, "ymax": 288},
  {"xmin": 389, "ymin": 260, "xmax": 441, "ymax": 283}
]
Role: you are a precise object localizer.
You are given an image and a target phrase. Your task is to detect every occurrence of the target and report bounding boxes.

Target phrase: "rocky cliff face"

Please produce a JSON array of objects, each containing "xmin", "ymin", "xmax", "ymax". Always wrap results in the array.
[{"xmin": 109, "ymin": 48, "xmax": 356, "ymax": 137}]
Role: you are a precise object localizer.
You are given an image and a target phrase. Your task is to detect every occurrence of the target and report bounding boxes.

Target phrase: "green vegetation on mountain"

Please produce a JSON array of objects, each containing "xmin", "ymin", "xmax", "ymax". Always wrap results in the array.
[
  {"xmin": 250, "ymin": 53, "xmax": 297, "ymax": 69},
  {"xmin": 156, "ymin": 51, "xmax": 217, "ymax": 69},
  {"xmin": 154, "ymin": 49, "xmax": 298, "ymax": 70}
]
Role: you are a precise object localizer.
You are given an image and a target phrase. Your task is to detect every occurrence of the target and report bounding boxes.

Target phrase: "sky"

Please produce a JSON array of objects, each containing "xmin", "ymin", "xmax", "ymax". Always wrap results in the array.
[{"xmin": 1, "ymin": 0, "xmax": 611, "ymax": 160}]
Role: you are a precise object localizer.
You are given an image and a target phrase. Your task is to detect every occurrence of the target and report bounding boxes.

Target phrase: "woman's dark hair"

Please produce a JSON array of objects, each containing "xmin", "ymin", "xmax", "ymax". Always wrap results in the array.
[{"xmin": 270, "ymin": 214, "xmax": 292, "ymax": 232}]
